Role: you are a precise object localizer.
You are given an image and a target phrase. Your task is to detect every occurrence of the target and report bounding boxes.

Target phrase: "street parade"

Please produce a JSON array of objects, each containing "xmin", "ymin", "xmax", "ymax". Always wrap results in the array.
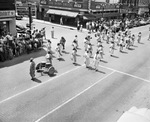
[
  {"xmin": 26, "ymin": 18, "xmax": 149, "ymax": 80},
  {"xmin": 1, "ymin": 0, "xmax": 150, "ymax": 121}
]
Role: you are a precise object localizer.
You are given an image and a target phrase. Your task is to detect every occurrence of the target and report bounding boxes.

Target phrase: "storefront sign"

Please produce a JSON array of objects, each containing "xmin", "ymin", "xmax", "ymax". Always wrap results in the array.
[
  {"xmin": 73, "ymin": 3, "xmax": 82, "ymax": 8},
  {"xmin": 48, "ymin": 1, "xmax": 82, "ymax": 8},
  {"xmin": 62, "ymin": 2, "xmax": 73, "ymax": 8},
  {"xmin": 95, "ymin": 5, "xmax": 101, "ymax": 9},
  {"xmin": 0, "ymin": 10, "xmax": 15, "ymax": 18},
  {"xmin": 40, "ymin": 0, "xmax": 47, "ymax": 5}
]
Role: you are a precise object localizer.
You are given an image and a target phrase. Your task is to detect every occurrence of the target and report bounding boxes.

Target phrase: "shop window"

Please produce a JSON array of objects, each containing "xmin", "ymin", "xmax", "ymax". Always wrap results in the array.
[{"xmin": 0, "ymin": 21, "xmax": 9, "ymax": 37}]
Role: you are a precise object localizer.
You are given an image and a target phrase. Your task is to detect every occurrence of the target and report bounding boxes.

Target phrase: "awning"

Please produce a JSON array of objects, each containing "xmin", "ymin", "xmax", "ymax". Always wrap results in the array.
[
  {"xmin": 0, "ymin": 18, "xmax": 13, "ymax": 21},
  {"xmin": 47, "ymin": 9, "xmax": 78, "ymax": 17},
  {"xmin": 83, "ymin": 15, "xmax": 96, "ymax": 20}
]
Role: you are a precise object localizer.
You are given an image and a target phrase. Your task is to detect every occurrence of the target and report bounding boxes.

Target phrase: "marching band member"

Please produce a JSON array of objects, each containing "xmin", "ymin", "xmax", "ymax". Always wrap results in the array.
[
  {"xmin": 109, "ymin": 41, "xmax": 115, "ymax": 56},
  {"xmin": 87, "ymin": 43, "xmax": 93, "ymax": 58},
  {"xmin": 45, "ymin": 51, "xmax": 53, "ymax": 65},
  {"xmin": 98, "ymin": 45, "xmax": 104, "ymax": 61},
  {"xmin": 56, "ymin": 43, "xmax": 62, "ymax": 59},
  {"xmin": 131, "ymin": 34, "xmax": 135, "ymax": 46},
  {"xmin": 93, "ymin": 51, "xmax": 101, "ymax": 71},
  {"xmin": 137, "ymin": 32, "xmax": 142, "ymax": 43},
  {"xmin": 84, "ymin": 50, "xmax": 90, "ymax": 68},
  {"xmin": 71, "ymin": 48, "xmax": 77, "ymax": 64}
]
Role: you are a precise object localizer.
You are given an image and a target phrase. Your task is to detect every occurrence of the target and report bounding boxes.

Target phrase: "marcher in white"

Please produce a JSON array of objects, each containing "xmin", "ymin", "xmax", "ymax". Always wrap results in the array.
[
  {"xmin": 87, "ymin": 43, "xmax": 93, "ymax": 58},
  {"xmin": 84, "ymin": 36, "xmax": 90, "ymax": 51},
  {"xmin": 46, "ymin": 40, "xmax": 52, "ymax": 53},
  {"xmin": 71, "ymin": 48, "xmax": 77, "ymax": 64},
  {"xmin": 84, "ymin": 50, "xmax": 90, "ymax": 68},
  {"xmin": 119, "ymin": 38, "xmax": 124, "ymax": 52},
  {"xmin": 131, "ymin": 34, "xmax": 135, "ymax": 46},
  {"xmin": 137, "ymin": 32, "xmax": 142, "ymax": 43},
  {"xmin": 73, "ymin": 35, "xmax": 79, "ymax": 49},
  {"xmin": 109, "ymin": 41, "xmax": 115, "ymax": 56},
  {"xmin": 45, "ymin": 51, "xmax": 53, "ymax": 65},
  {"xmin": 93, "ymin": 51, "xmax": 101, "ymax": 71},
  {"xmin": 55, "ymin": 43, "xmax": 62, "ymax": 59},
  {"xmin": 29, "ymin": 58, "xmax": 36, "ymax": 80},
  {"xmin": 97, "ymin": 45, "xmax": 104, "ymax": 61}
]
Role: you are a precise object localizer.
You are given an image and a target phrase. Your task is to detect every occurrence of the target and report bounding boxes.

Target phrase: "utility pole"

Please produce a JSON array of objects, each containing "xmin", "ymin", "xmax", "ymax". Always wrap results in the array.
[{"xmin": 28, "ymin": 3, "xmax": 32, "ymax": 33}]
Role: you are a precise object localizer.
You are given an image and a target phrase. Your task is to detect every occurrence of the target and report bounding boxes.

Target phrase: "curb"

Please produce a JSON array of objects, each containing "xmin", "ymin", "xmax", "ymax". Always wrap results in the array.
[{"xmin": 23, "ymin": 17, "xmax": 87, "ymax": 31}]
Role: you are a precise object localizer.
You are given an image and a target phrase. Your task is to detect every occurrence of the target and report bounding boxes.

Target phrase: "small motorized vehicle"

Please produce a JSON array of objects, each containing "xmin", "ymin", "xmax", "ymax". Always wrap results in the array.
[{"xmin": 36, "ymin": 61, "xmax": 57, "ymax": 76}]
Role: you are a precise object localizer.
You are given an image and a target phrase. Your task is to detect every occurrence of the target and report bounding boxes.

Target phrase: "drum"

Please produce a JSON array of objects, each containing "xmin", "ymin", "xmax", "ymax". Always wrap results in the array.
[
  {"xmin": 48, "ymin": 66, "xmax": 55, "ymax": 75},
  {"xmin": 45, "ymin": 63, "xmax": 52, "ymax": 68},
  {"xmin": 41, "ymin": 61, "xmax": 46, "ymax": 68}
]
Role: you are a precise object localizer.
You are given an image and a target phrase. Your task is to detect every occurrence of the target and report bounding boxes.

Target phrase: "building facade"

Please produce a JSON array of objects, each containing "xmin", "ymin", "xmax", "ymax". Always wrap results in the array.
[
  {"xmin": 16, "ymin": 1, "xmax": 37, "ymax": 18},
  {"xmin": 39, "ymin": 0, "xmax": 120, "ymax": 26},
  {"xmin": 119, "ymin": 0, "xmax": 150, "ymax": 18},
  {"xmin": 0, "ymin": 0, "xmax": 16, "ymax": 37}
]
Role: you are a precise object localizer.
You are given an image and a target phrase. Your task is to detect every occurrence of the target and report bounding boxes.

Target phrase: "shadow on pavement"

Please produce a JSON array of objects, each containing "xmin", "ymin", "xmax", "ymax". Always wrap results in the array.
[
  {"xmin": 121, "ymin": 51, "xmax": 128, "ymax": 54},
  {"xmin": 128, "ymin": 47, "xmax": 135, "ymax": 50},
  {"xmin": 62, "ymin": 50, "xmax": 70, "ymax": 54},
  {"xmin": 0, "ymin": 49, "xmax": 46, "ymax": 68},
  {"xmin": 139, "ymin": 42, "xmax": 144, "ymax": 44},
  {"xmin": 33, "ymin": 78, "xmax": 42, "ymax": 83},
  {"xmin": 133, "ymin": 45, "xmax": 138, "ymax": 48},
  {"xmin": 57, "ymin": 57, "xmax": 65, "ymax": 61},
  {"xmin": 111, "ymin": 55, "xmax": 119, "ymax": 58},
  {"xmin": 76, "ymin": 54, "xmax": 81, "ymax": 57},
  {"xmin": 87, "ymin": 66, "xmax": 106, "ymax": 74},
  {"xmin": 100, "ymin": 60, "xmax": 108, "ymax": 63},
  {"xmin": 96, "ymin": 70, "xmax": 106, "ymax": 74},
  {"xmin": 73, "ymin": 63, "xmax": 81, "ymax": 66}
]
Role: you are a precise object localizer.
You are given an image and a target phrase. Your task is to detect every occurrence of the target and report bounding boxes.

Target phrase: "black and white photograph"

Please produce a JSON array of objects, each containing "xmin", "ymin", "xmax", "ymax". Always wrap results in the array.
[{"xmin": 0, "ymin": 0, "xmax": 150, "ymax": 121}]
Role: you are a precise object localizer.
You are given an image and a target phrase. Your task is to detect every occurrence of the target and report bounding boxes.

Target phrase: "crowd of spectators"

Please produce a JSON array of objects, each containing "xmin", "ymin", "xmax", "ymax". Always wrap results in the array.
[{"xmin": 0, "ymin": 28, "xmax": 45, "ymax": 62}]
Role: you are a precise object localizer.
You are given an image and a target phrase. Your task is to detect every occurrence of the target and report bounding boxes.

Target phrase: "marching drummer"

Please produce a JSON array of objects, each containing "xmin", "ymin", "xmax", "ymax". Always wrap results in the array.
[{"xmin": 29, "ymin": 58, "xmax": 36, "ymax": 80}]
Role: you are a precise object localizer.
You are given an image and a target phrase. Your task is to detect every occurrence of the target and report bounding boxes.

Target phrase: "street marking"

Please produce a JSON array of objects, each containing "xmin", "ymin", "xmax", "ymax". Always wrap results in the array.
[
  {"xmin": 99, "ymin": 64, "xmax": 150, "ymax": 83},
  {"xmin": 35, "ymin": 71, "xmax": 115, "ymax": 122},
  {"xmin": 0, "ymin": 64, "xmax": 85, "ymax": 104}
]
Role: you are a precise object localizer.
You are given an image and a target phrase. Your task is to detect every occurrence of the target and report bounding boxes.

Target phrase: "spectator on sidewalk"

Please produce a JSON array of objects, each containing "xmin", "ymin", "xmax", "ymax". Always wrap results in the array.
[
  {"xmin": 51, "ymin": 27, "xmax": 54, "ymax": 39},
  {"xmin": 29, "ymin": 58, "xmax": 36, "ymax": 80}
]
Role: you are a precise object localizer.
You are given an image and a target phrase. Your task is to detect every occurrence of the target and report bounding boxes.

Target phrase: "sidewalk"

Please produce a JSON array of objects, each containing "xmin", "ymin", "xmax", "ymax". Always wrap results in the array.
[{"xmin": 23, "ymin": 17, "xmax": 84, "ymax": 31}]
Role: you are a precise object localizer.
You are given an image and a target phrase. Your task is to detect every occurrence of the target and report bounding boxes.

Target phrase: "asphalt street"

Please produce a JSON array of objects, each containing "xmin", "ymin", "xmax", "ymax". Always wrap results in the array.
[{"xmin": 0, "ymin": 19, "xmax": 150, "ymax": 122}]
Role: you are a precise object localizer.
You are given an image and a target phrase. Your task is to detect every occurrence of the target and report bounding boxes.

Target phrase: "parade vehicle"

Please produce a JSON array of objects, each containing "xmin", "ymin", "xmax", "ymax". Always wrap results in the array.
[
  {"xmin": 117, "ymin": 106, "xmax": 150, "ymax": 122},
  {"xmin": 36, "ymin": 61, "xmax": 57, "ymax": 76}
]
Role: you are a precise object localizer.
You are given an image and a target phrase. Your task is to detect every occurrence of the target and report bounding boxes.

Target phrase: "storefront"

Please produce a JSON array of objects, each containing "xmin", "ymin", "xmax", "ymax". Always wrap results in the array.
[{"xmin": 0, "ymin": 10, "xmax": 16, "ymax": 37}]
